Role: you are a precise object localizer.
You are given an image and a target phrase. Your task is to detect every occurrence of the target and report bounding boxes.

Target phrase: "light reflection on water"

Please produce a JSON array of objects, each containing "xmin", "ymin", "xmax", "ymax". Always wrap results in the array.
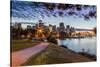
[{"xmin": 57, "ymin": 37, "xmax": 96, "ymax": 55}]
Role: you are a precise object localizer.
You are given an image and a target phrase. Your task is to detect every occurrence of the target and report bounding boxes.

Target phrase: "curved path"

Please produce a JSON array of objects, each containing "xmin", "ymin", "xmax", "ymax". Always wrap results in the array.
[{"xmin": 11, "ymin": 42, "xmax": 49, "ymax": 66}]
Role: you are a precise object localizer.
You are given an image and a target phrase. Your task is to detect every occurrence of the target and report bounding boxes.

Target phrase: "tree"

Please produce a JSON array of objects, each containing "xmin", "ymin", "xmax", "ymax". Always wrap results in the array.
[{"xmin": 93, "ymin": 27, "xmax": 96, "ymax": 34}]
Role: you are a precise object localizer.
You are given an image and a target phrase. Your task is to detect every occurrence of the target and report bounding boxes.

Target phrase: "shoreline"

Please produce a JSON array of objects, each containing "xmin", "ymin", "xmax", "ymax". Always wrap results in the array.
[
  {"xmin": 22, "ymin": 42, "xmax": 96, "ymax": 66},
  {"xmin": 59, "ymin": 44, "xmax": 96, "ymax": 61},
  {"xmin": 47, "ymin": 36, "xmax": 96, "ymax": 60}
]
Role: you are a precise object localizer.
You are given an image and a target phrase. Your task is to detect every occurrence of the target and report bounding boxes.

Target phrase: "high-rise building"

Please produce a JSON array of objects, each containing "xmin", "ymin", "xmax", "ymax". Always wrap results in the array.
[
  {"xmin": 66, "ymin": 25, "xmax": 70, "ymax": 33},
  {"xmin": 59, "ymin": 22, "xmax": 65, "ymax": 32},
  {"xmin": 14, "ymin": 23, "xmax": 22, "ymax": 29},
  {"xmin": 35, "ymin": 20, "xmax": 45, "ymax": 38},
  {"xmin": 27, "ymin": 25, "xmax": 32, "ymax": 30},
  {"xmin": 39, "ymin": 22, "xmax": 44, "ymax": 28},
  {"xmin": 66, "ymin": 25, "xmax": 70, "ymax": 29},
  {"xmin": 36, "ymin": 20, "xmax": 44, "ymax": 28},
  {"xmin": 35, "ymin": 24, "xmax": 38, "ymax": 28},
  {"xmin": 52, "ymin": 25, "xmax": 57, "ymax": 32},
  {"xmin": 32, "ymin": 26, "xmax": 36, "ymax": 29},
  {"xmin": 49, "ymin": 24, "xmax": 53, "ymax": 32},
  {"xmin": 70, "ymin": 27, "xmax": 75, "ymax": 32}
]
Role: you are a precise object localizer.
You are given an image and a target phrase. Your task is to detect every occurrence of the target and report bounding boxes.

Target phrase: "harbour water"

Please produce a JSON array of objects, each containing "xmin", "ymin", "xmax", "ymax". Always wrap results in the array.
[{"xmin": 57, "ymin": 37, "xmax": 96, "ymax": 55}]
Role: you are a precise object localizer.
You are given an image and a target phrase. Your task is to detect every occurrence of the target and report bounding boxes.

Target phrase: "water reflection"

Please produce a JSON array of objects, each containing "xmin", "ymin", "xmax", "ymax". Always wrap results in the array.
[{"xmin": 57, "ymin": 37, "xmax": 96, "ymax": 55}]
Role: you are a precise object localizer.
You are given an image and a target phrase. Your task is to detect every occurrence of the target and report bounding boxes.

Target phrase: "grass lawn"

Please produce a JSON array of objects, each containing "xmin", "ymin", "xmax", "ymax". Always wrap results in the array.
[
  {"xmin": 11, "ymin": 39, "xmax": 40, "ymax": 52},
  {"xmin": 22, "ymin": 43, "xmax": 93, "ymax": 66}
]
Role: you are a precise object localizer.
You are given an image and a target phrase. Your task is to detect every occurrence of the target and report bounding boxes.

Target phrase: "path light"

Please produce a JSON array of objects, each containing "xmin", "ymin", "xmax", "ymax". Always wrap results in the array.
[
  {"xmin": 39, "ymin": 29, "xmax": 42, "ymax": 33},
  {"xmin": 27, "ymin": 35, "xmax": 30, "ymax": 38},
  {"xmin": 36, "ymin": 28, "xmax": 45, "ymax": 38}
]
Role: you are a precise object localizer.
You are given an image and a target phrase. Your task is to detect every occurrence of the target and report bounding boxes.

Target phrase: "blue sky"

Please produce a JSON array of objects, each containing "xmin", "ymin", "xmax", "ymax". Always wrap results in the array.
[{"xmin": 11, "ymin": 1, "xmax": 96, "ymax": 29}]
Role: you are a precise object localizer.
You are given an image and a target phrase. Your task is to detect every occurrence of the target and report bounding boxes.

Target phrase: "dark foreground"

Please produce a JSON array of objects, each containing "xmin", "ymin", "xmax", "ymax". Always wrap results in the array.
[{"xmin": 22, "ymin": 43, "xmax": 96, "ymax": 66}]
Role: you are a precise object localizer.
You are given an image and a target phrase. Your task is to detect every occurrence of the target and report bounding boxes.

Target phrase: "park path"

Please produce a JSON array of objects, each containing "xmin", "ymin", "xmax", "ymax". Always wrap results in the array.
[{"xmin": 11, "ymin": 42, "xmax": 49, "ymax": 66}]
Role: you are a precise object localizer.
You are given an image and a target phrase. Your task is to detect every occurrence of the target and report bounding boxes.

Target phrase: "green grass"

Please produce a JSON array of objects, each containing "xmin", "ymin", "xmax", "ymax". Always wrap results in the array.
[
  {"xmin": 11, "ymin": 39, "xmax": 40, "ymax": 52},
  {"xmin": 22, "ymin": 43, "xmax": 93, "ymax": 66},
  {"xmin": 22, "ymin": 44, "xmax": 72, "ymax": 65}
]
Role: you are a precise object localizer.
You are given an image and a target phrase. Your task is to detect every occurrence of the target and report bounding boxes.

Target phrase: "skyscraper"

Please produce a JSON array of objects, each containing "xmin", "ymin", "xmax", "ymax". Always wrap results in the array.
[
  {"xmin": 59, "ymin": 22, "xmax": 65, "ymax": 32},
  {"xmin": 49, "ymin": 24, "xmax": 53, "ymax": 32},
  {"xmin": 66, "ymin": 25, "xmax": 70, "ymax": 33}
]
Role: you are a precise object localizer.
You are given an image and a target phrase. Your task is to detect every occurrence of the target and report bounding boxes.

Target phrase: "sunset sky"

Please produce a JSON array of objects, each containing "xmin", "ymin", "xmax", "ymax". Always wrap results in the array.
[{"xmin": 11, "ymin": 1, "xmax": 96, "ymax": 29}]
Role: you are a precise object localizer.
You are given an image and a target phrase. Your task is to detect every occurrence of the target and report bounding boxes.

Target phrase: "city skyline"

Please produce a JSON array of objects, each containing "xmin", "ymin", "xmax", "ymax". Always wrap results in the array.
[{"xmin": 11, "ymin": 18, "xmax": 96, "ymax": 29}]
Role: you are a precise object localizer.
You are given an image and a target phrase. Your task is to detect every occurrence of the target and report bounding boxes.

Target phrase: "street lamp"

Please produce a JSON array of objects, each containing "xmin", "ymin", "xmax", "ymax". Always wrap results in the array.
[{"xmin": 39, "ymin": 29, "xmax": 42, "ymax": 33}]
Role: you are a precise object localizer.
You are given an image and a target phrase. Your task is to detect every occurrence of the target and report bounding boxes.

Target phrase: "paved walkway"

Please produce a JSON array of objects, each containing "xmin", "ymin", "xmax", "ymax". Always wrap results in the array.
[{"xmin": 11, "ymin": 42, "xmax": 49, "ymax": 66}]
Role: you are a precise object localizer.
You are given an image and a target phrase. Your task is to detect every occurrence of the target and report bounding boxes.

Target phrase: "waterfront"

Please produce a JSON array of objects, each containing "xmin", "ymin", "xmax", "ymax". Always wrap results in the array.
[
  {"xmin": 57, "ymin": 37, "xmax": 96, "ymax": 55},
  {"xmin": 11, "ymin": 1, "xmax": 97, "ymax": 66}
]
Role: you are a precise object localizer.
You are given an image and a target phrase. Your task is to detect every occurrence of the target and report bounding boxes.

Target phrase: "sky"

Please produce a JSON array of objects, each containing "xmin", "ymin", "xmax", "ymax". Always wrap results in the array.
[{"xmin": 10, "ymin": 1, "xmax": 97, "ymax": 29}]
